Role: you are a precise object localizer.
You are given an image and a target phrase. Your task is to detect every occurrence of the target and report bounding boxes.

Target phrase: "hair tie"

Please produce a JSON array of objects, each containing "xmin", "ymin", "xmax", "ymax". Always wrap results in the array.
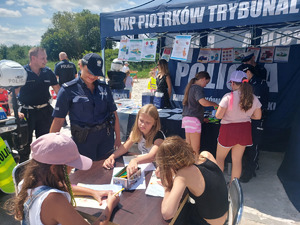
[{"xmin": 242, "ymin": 79, "xmax": 249, "ymax": 83}]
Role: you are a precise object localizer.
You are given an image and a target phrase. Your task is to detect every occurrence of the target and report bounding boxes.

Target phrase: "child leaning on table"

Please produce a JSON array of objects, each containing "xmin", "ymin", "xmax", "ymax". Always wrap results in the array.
[
  {"xmin": 156, "ymin": 136, "xmax": 228, "ymax": 225},
  {"xmin": 103, "ymin": 104, "xmax": 165, "ymax": 177},
  {"xmin": 5, "ymin": 133, "xmax": 119, "ymax": 225},
  {"xmin": 182, "ymin": 71, "xmax": 218, "ymax": 155}
]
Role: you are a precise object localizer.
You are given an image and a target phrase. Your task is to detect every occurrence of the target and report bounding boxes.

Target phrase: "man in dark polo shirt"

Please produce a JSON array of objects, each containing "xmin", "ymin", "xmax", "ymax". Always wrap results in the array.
[
  {"xmin": 240, "ymin": 52, "xmax": 267, "ymax": 80},
  {"xmin": 54, "ymin": 52, "xmax": 77, "ymax": 86},
  {"xmin": 16, "ymin": 47, "xmax": 60, "ymax": 162},
  {"xmin": 237, "ymin": 63, "xmax": 269, "ymax": 183}
]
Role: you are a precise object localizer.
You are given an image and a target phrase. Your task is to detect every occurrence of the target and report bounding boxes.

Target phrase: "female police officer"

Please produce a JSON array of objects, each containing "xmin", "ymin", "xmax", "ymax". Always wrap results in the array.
[{"xmin": 50, "ymin": 53, "xmax": 121, "ymax": 161}]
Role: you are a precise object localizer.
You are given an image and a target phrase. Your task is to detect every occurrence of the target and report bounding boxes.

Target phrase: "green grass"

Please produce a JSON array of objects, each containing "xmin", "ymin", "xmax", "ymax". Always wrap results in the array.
[{"xmin": 47, "ymin": 60, "xmax": 154, "ymax": 79}]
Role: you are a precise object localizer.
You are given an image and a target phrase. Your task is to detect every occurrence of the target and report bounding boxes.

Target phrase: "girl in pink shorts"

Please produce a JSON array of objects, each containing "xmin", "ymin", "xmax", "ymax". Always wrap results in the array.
[{"xmin": 182, "ymin": 71, "xmax": 218, "ymax": 155}]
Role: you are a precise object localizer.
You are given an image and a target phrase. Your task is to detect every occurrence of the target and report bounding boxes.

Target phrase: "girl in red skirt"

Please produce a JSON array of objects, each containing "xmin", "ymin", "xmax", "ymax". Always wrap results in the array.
[{"xmin": 216, "ymin": 71, "xmax": 262, "ymax": 182}]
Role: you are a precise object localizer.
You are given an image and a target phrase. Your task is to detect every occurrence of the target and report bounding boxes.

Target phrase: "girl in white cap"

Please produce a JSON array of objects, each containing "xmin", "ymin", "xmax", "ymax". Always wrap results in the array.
[
  {"xmin": 215, "ymin": 71, "xmax": 262, "ymax": 182},
  {"xmin": 5, "ymin": 132, "xmax": 119, "ymax": 225}
]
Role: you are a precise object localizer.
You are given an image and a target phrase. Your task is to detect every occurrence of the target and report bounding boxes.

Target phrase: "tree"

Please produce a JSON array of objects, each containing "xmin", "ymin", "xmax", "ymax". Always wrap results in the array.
[
  {"xmin": 0, "ymin": 44, "xmax": 31, "ymax": 65},
  {"xmin": 41, "ymin": 10, "xmax": 101, "ymax": 61}
]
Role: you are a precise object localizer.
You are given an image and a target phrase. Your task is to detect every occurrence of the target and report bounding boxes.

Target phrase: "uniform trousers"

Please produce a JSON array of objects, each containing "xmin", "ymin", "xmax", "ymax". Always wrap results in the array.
[
  {"xmin": 243, "ymin": 119, "xmax": 264, "ymax": 174},
  {"xmin": 19, "ymin": 104, "xmax": 53, "ymax": 162}
]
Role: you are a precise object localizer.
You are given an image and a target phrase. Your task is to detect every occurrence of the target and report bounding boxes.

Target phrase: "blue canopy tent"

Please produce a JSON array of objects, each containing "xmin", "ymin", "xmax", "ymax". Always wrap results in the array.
[
  {"xmin": 100, "ymin": 0, "xmax": 300, "ymax": 211},
  {"xmin": 100, "ymin": 0, "xmax": 300, "ymax": 48}
]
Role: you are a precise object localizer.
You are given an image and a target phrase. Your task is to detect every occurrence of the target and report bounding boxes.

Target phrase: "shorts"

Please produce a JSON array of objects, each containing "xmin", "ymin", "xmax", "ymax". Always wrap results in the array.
[
  {"xmin": 218, "ymin": 122, "xmax": 252, "ymax": 148},
  {"xmin": 182, "ymin": 117, "xmax": 201, "ymax": 133},
  {"xmin": 125, "ymin": 87, "xmax": 132, "ymax": 92}
]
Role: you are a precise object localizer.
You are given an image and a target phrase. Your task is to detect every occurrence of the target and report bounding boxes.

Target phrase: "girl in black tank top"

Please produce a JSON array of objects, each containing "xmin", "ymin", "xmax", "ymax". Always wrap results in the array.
[{"xmin": 156, "ymin": 136, "xmax": 228, "ymax": 225}]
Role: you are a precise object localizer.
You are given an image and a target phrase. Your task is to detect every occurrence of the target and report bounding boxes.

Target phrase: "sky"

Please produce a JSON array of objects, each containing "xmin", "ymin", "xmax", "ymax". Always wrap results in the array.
[{"xmin": 0, "ymin": 0, "xmax": 149, "ymax": 46}]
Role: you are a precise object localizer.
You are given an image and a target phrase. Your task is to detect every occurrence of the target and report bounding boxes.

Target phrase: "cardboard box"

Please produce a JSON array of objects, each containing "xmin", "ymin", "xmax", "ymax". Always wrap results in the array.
[{"xmin": 112, "ymin": 166, "xmax": 141, "ymax": 190}]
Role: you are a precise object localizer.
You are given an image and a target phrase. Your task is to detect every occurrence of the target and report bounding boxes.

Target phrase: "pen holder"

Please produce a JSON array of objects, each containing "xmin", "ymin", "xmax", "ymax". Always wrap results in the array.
[{"xmin": 112, "ymin": 166, "xmax": 141, "ymax": 190}]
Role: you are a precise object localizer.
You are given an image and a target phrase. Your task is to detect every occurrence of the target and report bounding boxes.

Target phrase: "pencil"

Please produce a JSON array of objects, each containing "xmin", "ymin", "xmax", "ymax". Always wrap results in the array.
[{"xmin": 114, "ymin": 188, "xmax": 125, "ymax": 196}]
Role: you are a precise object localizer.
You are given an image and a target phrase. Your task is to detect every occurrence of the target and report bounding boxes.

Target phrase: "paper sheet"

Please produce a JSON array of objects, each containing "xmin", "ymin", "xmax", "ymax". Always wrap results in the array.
[
  {"xmin": 123, "ymin": 155, "xmax": 156, "ymax": 171},
  {"xmin": 111, "ymin": 167, "xmax": 146, "ymax": 190},
  {"xmin": 75, "ymin": 197, "xmax": 107, "ymax": 209},
  {"xmin": 75, "ymin": 184, "xmax": 123, "ymax": 209},
  {"xmin": 145, "ymin": 171, "xmax": 165, "ymax": 197},
  {"xmin": 158, "ymin": 112, "xmax": 171, "ymax": 118},
  {"xmin": 167, "ymin": 114, "xmax": 182, "ymax": 121}
]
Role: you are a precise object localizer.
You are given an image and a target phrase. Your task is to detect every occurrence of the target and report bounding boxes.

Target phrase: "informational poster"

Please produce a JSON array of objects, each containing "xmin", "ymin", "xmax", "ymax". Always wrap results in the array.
[
  {"xmin": 128, "ymin": 39, "xmax": 143, "ymax": 62},
  {"xmin": 184, "ymin": 48, "xmax": 194, "ymax": 63},
  {"xmin": 118, "ymin": 39, "xmax": 129, "ymax": 61},
  {"xmin": 247, "ymin": 47, "xmax": 260, "ymax": 61},
  {"xmin": 221, "ymin": 48, "xmax": 234, "ymax": 63},
  {"xmin": 197, "ymin": 48, "xmax": 210, "ymax": 63},
  {"xmin": 161, "ymin": 47, "xmax": 172, "ymax": 61},
  {"xmin": 233, "ymin": 48, "xmax": 246, "ymax": 63},
  {"xmin": 274, "ymin": 46, "xmax": 290, "ymax": 62},
  {"xmin": 208, "ymin": 48, "xmax": 221, "ymax": 63},
  {"xmin": 141, "ymin": 38, "xmax": 157, "ymax": 61},
  {"xmin": 170, "ymin": 35, "xmax": 191, "ymax": 61},
  {"xmin": 198, "ymin": 48, "xmax": 221, "ymax": 63},
  {"xmin": 259, "ymin": 47, "xmax": 275, "ymax": 63}
]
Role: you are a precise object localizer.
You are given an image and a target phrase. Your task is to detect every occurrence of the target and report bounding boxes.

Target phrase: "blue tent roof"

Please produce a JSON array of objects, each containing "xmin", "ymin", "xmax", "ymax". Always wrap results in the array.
[{"xmin": 100, "ymin": 0, "xmax": 300, "ymax": 48}]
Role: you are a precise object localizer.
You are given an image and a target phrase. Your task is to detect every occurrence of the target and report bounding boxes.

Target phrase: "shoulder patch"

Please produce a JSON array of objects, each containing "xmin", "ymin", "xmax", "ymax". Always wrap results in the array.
[{"xmin": 63, "ymin": 79, "xmax": 77, "ymax": 88}]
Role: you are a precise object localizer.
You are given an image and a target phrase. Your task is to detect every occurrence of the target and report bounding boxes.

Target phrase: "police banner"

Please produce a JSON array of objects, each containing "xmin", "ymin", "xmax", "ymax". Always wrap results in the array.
[
  {"xmin": 100, "ymin": 0, "xmax": 300, "ymax": 48},
  {"xmin": 168, "ymin": 44, "xmax": 300, "ymax": 151}
]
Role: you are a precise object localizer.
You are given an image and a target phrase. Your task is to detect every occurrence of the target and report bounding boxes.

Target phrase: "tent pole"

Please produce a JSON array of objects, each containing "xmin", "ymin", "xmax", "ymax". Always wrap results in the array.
[
  {"xmin": 159, "ymin": 36, "xmax": 162, "ymax": 60},
  {"xmin": 102, "ymin": 46, "xmax": 106, "ymax": 81}
]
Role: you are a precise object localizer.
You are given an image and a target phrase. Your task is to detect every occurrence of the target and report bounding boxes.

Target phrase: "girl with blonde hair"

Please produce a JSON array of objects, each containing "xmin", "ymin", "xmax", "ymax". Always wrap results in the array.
[
  {"xmin": 216, "ymin": 70, "xmax": 262, "ymax": 181},
  {"xmin": 103, "ymin": 104, "xmax": 165, "ymax": 177},
  {"xmin": 156, "ymin": 136, "xmax": 228, "ymax": 225}
]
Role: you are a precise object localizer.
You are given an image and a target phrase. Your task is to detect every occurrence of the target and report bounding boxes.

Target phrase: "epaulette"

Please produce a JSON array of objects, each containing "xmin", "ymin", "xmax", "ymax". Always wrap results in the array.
[{"xmin": 63, "ymin": 79, "xmax": 78, "ymax": 88}]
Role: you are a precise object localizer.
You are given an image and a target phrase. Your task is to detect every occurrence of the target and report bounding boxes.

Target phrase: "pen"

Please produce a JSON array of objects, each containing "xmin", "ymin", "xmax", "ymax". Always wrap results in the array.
[{"xmin": 114, "ymin": 188, "xmax": 125, "ymax": 197}]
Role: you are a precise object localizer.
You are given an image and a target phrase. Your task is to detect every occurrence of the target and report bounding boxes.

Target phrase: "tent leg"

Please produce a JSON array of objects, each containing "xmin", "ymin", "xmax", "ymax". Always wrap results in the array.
[{"xmin": 102, "ymin": 48, "xmax": 106, "ymax": 81}]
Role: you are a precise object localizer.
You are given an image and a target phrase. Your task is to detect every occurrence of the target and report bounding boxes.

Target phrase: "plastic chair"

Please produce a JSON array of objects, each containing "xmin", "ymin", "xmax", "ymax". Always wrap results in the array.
[
  {"xmin": 12, "ymin": 159, "xmax": 30, "ymax": 194},
  {"xmin": 228, "ymin": 178, "xmax": 244, "ymax": 225}
]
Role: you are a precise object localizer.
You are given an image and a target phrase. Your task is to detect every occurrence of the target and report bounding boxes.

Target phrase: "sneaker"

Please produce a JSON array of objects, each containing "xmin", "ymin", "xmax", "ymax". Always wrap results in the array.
[{"xmin": 239, "ymin": 171, "xmax": 255, "ymax": 183}]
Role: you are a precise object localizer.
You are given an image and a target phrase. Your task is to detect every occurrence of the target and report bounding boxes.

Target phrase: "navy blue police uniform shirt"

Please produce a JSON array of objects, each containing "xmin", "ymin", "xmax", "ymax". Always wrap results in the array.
[
  {"xmin": 54, "ymin": 59, "xmax": 77, "ymax": 86},
  {"xmin": 53, "ymin": 77, "xmax": 117, "ymax": 127},
  {"xmin": 19, "ymin": 64, "xmax": 58, "ymax": 106},
  {"xmin": 249, "ymin": 75, "xmax": 269, "ymax": 112}
]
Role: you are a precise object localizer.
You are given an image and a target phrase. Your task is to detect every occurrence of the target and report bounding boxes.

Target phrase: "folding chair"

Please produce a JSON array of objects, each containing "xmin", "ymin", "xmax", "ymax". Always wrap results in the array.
[
  {"xmin": 12, "ymin": 159, "xmax": 30, "ymax": 194},
  {"xmin": 228, "ymin": 178, "xmax": 244, "ymax": 225}
]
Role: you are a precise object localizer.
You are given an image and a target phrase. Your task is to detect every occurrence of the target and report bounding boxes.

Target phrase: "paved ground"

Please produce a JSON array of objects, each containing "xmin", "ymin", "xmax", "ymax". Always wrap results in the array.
[{"xmin": 1, "ymin": 79, "xmax": 300, "ymax": 224}]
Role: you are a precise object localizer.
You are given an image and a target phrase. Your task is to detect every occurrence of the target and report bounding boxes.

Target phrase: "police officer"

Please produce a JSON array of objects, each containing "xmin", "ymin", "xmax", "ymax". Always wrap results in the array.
[
  {"xmin": 237, "ymin": 64, "xmax": 269, "ymax": 182},
  {"xmin": 50, "ymin": 53, "xmax": 121, "ymax": 161},
  {"xmin": 240, "ymin": 52, "xmax": 267, "ymax": 80},
  {"xmin": 107, "ymin": 59, "xmax": 126, "ymax": 90},
  {"xmin": 15, "ymin": 47, "xmax": 60, "ymax": 162},
  {"xmin": 54, "ymin": 52, "xmax": 77, "ymax": 86}
]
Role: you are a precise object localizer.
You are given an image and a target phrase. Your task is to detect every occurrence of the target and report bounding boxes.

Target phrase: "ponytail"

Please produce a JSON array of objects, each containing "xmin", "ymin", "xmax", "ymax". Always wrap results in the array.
[
  {"xmin": 238, "ymin": 78, "xmax": 254, "ymax": 111},
  {"xmin": 182, "ymin": 71, "xmax": 210, "ymax": 106}
]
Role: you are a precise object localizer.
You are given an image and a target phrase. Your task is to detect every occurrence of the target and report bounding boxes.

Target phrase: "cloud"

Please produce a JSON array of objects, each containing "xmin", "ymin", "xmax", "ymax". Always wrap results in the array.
[
  {"xmin": 17, "ymin": 0, "xmax": 140, "ymax": 13},
  {"xmin": 22, "ymin": 7, "xmax": 45, "ymax": 16},
  {"xmin": 0, "ymin": 8, "xmax": 21, "ymax": 17},
  {"xmin": 5, "ymin": 0, "xmax": 15, "ymax": 6},
  {"xmin": 0, "ymin": 25, "xmax": 45, "ymax": 46},
  {"xmin": 42, "ymin": 18, "xmax": 51, "ymax": 24}
]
